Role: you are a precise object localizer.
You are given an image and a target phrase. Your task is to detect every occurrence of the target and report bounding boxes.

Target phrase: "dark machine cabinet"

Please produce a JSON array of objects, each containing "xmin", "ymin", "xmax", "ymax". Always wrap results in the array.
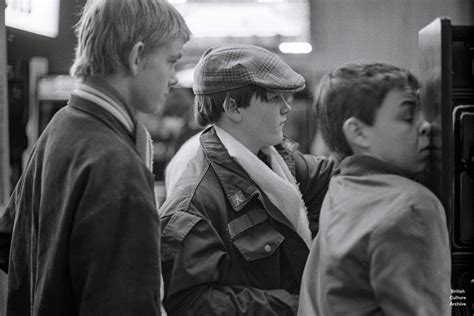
[{"xmin": 419, "ymin": 18, "xmax": 474, "ymax": 315}]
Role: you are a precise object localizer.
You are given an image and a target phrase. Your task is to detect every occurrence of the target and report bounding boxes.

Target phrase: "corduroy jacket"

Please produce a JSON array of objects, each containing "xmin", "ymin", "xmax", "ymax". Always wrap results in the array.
[{"xmin": 0, "ymin": 95, "xmax": 162, "ymax": 315}]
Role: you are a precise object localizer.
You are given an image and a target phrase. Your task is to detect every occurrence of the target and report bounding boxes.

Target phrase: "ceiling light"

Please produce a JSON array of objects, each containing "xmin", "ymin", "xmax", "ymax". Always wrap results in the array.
[{"xmin": 278, "ymin": 42, "xmax": 312, "ymax": 54}]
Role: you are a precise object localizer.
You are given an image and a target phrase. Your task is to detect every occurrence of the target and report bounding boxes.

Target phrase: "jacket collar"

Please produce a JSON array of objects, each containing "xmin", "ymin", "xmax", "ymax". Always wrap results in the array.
[
  {"xmin": 200, "ymin": 126, "xmax": 299, "ymax": 212},
  {"xmin": 68, "ymin": 94, "xmax": 136, "ymax": 147},
  {"xmin": 83, "ymin": 77, "xmax": 136, "ymax": 124},
  {"xmin": 340, "ymin": 155, "xmax": 412, "ymax": 178},
  {"xmin": 274, "ymin": 138, "xmax": 299, "ymax": 176}
]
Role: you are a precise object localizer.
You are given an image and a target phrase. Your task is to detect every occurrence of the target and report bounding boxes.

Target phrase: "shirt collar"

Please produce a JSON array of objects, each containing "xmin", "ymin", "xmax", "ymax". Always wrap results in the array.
[
  {"xmin": 339, "ymin": 155, "xmax": 411, "ymax": 179},
  {"xmin": 81, "ymin": 77, "xmax": 136, "ymax": 122}
]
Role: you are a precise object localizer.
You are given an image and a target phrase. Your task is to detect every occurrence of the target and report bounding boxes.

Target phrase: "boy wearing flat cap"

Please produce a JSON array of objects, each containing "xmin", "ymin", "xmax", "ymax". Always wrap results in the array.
[{"xmin": 159, "ymin": 44, "xmax": 335, "ymax": 315}]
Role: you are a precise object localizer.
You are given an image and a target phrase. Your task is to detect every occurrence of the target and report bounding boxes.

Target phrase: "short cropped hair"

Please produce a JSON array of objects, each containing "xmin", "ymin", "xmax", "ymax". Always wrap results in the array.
[
  {"xmin": 70, "ymin": 0, "xmax": 191, "ymax": 78},
  {"xmin": 314, "ymin": 62, "xmax": 420, "ymax": 158},
  {"xmin": 194, "ymin": 85, "xmax": 268, "ymax": 126}
]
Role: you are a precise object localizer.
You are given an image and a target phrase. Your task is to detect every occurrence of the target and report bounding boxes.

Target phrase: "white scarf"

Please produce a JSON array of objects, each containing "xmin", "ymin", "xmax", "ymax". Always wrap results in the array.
[{"xmin": 214, "ymin": 126, "xmax": 312, "ymax": 249}]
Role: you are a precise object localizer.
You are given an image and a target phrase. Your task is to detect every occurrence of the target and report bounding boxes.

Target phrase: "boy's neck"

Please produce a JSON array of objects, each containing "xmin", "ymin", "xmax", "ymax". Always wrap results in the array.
[{"xmin": 214, "ymin": 122, "xmax": 261, "ymax": 155}]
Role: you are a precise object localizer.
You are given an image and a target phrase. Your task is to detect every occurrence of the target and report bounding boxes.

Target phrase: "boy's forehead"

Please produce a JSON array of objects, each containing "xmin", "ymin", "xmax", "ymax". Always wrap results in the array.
[
  {"xmin": 266, "ymin": 91, "xmax": 280, "ymax": 98},
  {"xmin": 378, "ymin": 87, "xmax": 419, "ymax": 114},
  {"xmin": 388, "ymin": 86, "xmax": 418, "ymax": 101}
]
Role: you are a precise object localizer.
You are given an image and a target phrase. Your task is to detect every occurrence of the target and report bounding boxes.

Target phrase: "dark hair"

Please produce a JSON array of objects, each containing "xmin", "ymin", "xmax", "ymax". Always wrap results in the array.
[
  {"xmin": 314, "ymin": 62, "xmax": 420, "ymax": 157},
  {"xmin": 194, "ymin": 85, "xmax": 269, "ymax": 126}
]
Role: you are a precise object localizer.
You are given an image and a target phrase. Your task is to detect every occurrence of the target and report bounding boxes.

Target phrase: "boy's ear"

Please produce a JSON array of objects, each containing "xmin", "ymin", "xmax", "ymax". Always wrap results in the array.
[
  {"xmin": 128, "ymin": 41, "xmax": 145, "ymax": 76},
  {"xmin": 342, "ymin": 117, "xmax": 370, "ymax": 150},
  {"xmin": 222, "ymin": 97, "xmax": 242, "ymax": 123}
]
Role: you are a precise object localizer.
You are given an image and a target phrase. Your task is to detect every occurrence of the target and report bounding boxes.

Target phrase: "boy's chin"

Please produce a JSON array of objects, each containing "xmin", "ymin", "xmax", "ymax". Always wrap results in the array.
[
  {"xmin": 401, "ymin": 163, "xmax": 427, "ymax": 178},
  {"xmin": 268, "ymin": 135, "xmax": 284, "ymax": 147}
]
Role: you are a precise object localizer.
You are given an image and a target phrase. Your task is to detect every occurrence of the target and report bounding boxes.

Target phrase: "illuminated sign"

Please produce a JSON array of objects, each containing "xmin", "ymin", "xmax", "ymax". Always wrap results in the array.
[
  {"xmin": 170, "ymin": 0, "xmax": 310, "ymax": 51},
  {"xmin": 5, "ymin": 0, "xmax": 60, "ymax": 38}
]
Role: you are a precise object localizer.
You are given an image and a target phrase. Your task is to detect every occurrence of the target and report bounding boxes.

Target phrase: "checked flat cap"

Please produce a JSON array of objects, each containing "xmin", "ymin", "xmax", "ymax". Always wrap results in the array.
[{"xmin": 193, "ymin": 44, "xmax": 305, "ymax": 95}]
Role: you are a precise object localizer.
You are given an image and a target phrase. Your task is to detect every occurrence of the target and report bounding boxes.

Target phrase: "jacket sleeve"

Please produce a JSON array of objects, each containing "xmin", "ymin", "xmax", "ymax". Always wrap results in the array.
[
  {"xmin": 0, "ymin": 197, "xmax": 14, "ymax": 273},
  {"xmin": 0, "ymin": 177, "xmax": 23, "ymax": 273},
  {"xmin": 369, "ymin": 202, "xmax": 451, "ymax": 316},
  {"xmin": 294, "ymin": 153, "xmax": 337, "ymax": 237},
  {"xmin": 161, "ymin": 211, "xmax": 299, "ymax": 316},
  {"xmin": 68, "ymin": 160, "xmax": 163, "ymax": 315}
]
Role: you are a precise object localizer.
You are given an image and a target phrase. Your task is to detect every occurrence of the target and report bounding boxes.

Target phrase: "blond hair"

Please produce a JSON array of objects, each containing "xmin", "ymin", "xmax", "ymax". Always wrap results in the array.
[{"xmin": 70, "ymin": 0, "xmax": 191, "ymax": 78}]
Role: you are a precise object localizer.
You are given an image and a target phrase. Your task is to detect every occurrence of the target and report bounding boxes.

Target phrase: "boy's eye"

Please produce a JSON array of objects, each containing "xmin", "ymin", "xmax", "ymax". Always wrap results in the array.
[
  {"xmin": 400, "ymin": 112, "xmax": 414, "ymax": 122},
  {"xmin": 265, "ymin": 94, "xmax": 280, "ymax": 102},
  {"xmin": 272, "ymin": 96, "xmax": 281, "ymax": 102},
  {"xmin": 168, "ymin": 54, "xmax": 182, "ymax": 65},
  {"xmin": 399, "ymin": 104, "xmax": 416, "ymax": 123},
  {"xmin": 268, "ymin": 94, "xmax": 293, "ymax": 103},
  {"xmin": 283, "ymin": 95, "xmax": 294, "ymax": 103}
]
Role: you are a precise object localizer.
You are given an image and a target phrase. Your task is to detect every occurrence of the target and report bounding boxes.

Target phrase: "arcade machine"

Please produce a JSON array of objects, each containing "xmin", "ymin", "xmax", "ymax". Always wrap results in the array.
[{"xmin": 419, "ymin": 17, "xmax": 474, "ymax": 316}]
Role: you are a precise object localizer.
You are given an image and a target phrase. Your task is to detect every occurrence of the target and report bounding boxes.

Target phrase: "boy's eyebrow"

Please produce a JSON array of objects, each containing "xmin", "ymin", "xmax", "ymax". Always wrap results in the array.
[
  {"xmin": 170, "ymin": 53, "xmax": 183, "ymax": 60},
  {"xmin": 267, "ymin": 92, "xmax": 293, "ymax": 101},
  {"xmin": 400, "ymin": 100, "xmax": 416, "ymax": 106},
  {"xmin": 402, "ymin": 90, "xmax": 420, "ymax": 107},
  {"xmin": 266, "ymin": 92, "xmax": 282, "ymax": 101},
  {"xmin": 266, "ymin": 91, "xmax": 279, "ymax": 98},
  {"xmin": 400, "ymin": 100, "xmax": 420, "ymax": 111}
]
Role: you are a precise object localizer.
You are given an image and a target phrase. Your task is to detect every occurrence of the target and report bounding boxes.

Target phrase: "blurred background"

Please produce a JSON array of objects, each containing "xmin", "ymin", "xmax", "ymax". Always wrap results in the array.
[
  {"xmin": 0, "ymin": 0, "xmax": 472, "ymax": 315},
  {"xmin": 3, "ymin": 0, "xmax": 472, "ymax": 191}
]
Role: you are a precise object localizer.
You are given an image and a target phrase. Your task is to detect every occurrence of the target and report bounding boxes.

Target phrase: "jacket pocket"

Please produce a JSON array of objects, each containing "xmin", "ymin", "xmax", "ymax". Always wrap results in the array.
[{"xmin": 228, "ymin": 208, "xmax": 285, "ymax": 261}]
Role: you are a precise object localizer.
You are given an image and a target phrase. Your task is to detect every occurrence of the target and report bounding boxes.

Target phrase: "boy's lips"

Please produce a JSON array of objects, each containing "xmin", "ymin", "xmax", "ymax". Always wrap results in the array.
[
  {"xmin": 420, "ymin": 144, "xmax": 432, "ymax": 152},
  {"xmin": 419, "ymin": 146, "xmax": 432, "ymax": 159}
]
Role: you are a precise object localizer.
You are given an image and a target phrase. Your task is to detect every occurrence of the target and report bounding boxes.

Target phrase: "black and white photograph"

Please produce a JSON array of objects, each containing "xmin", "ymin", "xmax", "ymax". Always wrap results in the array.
[{"xmin": 0, "ymin": 0, "xmax": 472, "ymax": 315}]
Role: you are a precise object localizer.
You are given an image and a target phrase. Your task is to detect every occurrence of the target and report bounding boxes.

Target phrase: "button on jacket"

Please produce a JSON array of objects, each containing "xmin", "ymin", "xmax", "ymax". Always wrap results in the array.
[{"xmin": 160, "ymin": 126, "xmax": 335, "ymax": 315}]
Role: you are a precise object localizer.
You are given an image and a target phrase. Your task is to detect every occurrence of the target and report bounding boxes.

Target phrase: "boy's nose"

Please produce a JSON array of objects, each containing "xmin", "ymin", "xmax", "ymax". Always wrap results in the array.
[
  {"xmin": 169, "ymin": 73, "xmax": 179, "ymax": 87},
  {"xmin": 419, "ymin": 119, "xmax": 432, "ymax": 136}
]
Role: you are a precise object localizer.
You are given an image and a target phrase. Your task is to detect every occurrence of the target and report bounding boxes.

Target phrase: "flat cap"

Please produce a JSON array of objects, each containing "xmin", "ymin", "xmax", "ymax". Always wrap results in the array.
[{"xmin": 193, "ymin": 44, "xmax": 305, "ymax": 95}]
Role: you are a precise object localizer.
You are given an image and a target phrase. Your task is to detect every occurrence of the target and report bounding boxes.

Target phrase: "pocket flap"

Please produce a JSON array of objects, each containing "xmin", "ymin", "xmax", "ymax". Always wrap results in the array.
[
  {"xmin": 228, "ymin": 208, "xmax": 268, "ymax": 239},
  {"xmin": 232, "ymin": 221, "xmax": 285, "ymax": 261}
]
